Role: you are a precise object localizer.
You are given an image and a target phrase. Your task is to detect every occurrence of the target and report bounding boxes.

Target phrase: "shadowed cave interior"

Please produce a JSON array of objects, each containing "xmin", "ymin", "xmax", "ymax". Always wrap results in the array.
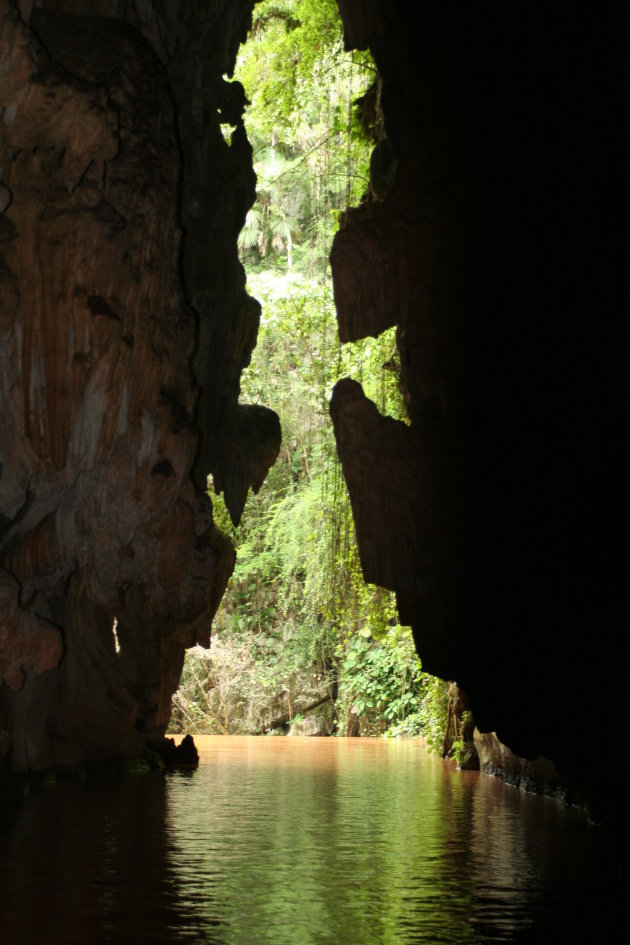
[{"xmin": 0, "ymin": 0, "xmax": 626, "ymax": 821}]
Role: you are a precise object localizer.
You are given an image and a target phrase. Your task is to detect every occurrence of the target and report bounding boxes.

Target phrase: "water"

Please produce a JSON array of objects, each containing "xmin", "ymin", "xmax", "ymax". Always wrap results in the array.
[{"xmin": 0, "ymin": 736, "xmax": 620, "ymax": 944}]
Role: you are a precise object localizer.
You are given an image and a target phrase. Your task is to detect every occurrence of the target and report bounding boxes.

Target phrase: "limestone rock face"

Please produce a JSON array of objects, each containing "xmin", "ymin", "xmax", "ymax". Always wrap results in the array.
[
  {"xmin": 332, "ymin": 1, "xmax": 627, "ymax": 812},
  {"xmin": 0, "ymin": 0, "xmax": 278, "ymax": 773},
  {"xmin": 473, "ymin": 730, "xmax": 569, "ymax": 803}
]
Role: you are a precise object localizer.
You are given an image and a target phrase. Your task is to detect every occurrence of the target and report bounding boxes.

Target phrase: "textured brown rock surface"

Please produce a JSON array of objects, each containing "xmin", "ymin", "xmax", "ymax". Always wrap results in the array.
[
  {"xmin": 473, "ymin": 730, "xmax": 570, "ymax": 803},
  {"xmin": 1, "ymin": 0, "xmax": 278, "ymax": 773},
  {"xmin": 332, "ymin": 1, "xmax": 627, "ymax": 814}
]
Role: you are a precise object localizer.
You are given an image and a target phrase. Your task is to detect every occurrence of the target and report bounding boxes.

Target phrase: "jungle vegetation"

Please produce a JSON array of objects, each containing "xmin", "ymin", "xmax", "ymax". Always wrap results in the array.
[{"xmin": 170, "ymin": 0, "xmax": 450, "ymax": 745}]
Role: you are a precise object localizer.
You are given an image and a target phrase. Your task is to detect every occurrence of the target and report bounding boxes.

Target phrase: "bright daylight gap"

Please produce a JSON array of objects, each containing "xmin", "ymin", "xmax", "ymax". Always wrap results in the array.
[{"xmin": 170, "ymin": 0, "xmax": 454, "ymax": 754}]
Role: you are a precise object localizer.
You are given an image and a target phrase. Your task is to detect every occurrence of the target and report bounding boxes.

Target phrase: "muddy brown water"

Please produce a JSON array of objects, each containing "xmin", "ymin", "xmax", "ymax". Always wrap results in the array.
[{"xmin": 0, "ymin": 736, "xmax": 620, "ymax": 943}]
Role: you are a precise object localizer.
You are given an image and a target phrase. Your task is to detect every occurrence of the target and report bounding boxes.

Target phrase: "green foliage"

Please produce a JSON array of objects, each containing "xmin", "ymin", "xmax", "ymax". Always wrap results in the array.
[
  {"xmin": 171, "ymin": 3, "xmax": 450, "ymax": 748},
  {"xmin": 413, "ymin": 676, "xmax": 451, "ymax": 753},
  {"xmin": 340, "ymin": 627, "xmax": 424, "ymax": 736},
  {"xmin": 236, "ymin": 0, "xmax": 373, "ymax": 275},
  {"xmin": 172, "ymin": 275, "xmax": 448, "ymax": 742}
]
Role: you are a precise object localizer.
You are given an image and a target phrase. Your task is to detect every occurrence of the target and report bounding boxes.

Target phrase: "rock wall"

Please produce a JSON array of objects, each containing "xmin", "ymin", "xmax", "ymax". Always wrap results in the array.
[
  {"xmin": 473, "ymin": 731, "xmax": 571, "ymax": 804},
  {"xmin": 332, "ymin": 1, "xmax": 627, "ymax": 814},
  {"xmin": 1, "ymin": 0, "xmax": 278, "ymax": 773}
]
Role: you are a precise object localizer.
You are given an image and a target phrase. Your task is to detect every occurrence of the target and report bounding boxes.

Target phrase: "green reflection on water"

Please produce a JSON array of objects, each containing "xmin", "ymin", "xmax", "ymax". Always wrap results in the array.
[
  {"xmin": 1, "ymin": 737, "xmax": 617, "ymax": 945},
  {"xmin": 166, "ymin": 740, "xmax": 482, "ymax": 944}
]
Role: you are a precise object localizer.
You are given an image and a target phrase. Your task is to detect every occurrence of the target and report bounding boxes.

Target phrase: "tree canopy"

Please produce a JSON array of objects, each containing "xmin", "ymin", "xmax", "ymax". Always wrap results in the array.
[{"xmin": 235, "ymin": 0, "xmax": 373, "ymax": 277}]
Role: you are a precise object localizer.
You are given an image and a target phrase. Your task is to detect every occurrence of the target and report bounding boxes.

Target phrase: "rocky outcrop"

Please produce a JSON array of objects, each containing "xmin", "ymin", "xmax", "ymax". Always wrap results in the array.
[
  {"xmin": 473, "ymin": 731, "xmax": 570, "ymax": 803},
  {"xmin": 0, "ymin": 0, "xmax": 278, "ymax": 774},
  {"xmin": 332, "ymin": 1, "xmax": 627, "ymax": 815},
  {"xmin": 288, "ymin": 714, "xmax": 333, "ymax": 737},
  {"xmin": 441, "ymin": 684, "xmax": 478, "ymax": 771}
]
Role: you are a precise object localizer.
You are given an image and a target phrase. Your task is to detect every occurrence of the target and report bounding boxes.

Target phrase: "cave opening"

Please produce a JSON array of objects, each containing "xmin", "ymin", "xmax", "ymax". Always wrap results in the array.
[
  {"xmin": 0, "ymin": 0, "xmax": 626, "ymax": 938},
  {"xmin": 169, "ymin": 0, "xmax": 453, "ymax": 750},
  {"xmin": 0, "ymin": 0, "xmax": 623, "ymax": 800}
]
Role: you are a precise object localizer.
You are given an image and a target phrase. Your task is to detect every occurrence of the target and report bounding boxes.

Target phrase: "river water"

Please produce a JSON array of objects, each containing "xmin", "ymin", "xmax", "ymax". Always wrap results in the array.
[{"xmin": 0, "ymin": 736, "xmax": 620, "ymax": 944}]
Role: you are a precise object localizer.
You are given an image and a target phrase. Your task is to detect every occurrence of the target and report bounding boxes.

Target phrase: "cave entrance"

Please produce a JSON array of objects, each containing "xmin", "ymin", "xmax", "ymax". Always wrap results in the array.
[{"xmin": 170, "ymin": 1, "xmax": 451, "ymax": 745}]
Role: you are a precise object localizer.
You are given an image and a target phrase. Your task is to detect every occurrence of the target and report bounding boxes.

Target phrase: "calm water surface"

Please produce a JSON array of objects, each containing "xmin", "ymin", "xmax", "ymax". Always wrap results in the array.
[{"xmin": 0, "ymin": 736, "xmax": 620, "ymax": 944}]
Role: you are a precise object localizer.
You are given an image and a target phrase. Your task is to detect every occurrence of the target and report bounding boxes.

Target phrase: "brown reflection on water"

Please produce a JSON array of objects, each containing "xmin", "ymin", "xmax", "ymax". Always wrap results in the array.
[
  {"xmin": 0, "ymin": 736, "xmax": 621, "ymax": 945},
  {"xmin": 0, "ymin": 771, "xmax": 221, "ymax": 944}
]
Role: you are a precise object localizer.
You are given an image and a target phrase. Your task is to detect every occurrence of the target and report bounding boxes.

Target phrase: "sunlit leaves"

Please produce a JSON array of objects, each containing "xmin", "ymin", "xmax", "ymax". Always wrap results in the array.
[
  {"xmin": 171, "ymin": 2, "xmax": 449, "ymax": 744},
  {"xmin": 235, "ymin": 0, "xmax": 373, "ymax": 274},
  {"xmin": 171, "ymin": 274, "xmax": 448, "ymax": 741},
  {"xmin": 238, "ymin": 207, "xmax": 262, "ymax": 251}
]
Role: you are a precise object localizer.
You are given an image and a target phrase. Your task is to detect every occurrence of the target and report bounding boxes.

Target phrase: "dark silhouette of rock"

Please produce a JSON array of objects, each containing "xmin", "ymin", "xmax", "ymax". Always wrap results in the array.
[
  {"xmin": 156, "ymin": 734, "xmax": 199, "ymax": 768},
  {"xmin": 332, "ymin": 1, "xmax": 627, "ymax": 818}
]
